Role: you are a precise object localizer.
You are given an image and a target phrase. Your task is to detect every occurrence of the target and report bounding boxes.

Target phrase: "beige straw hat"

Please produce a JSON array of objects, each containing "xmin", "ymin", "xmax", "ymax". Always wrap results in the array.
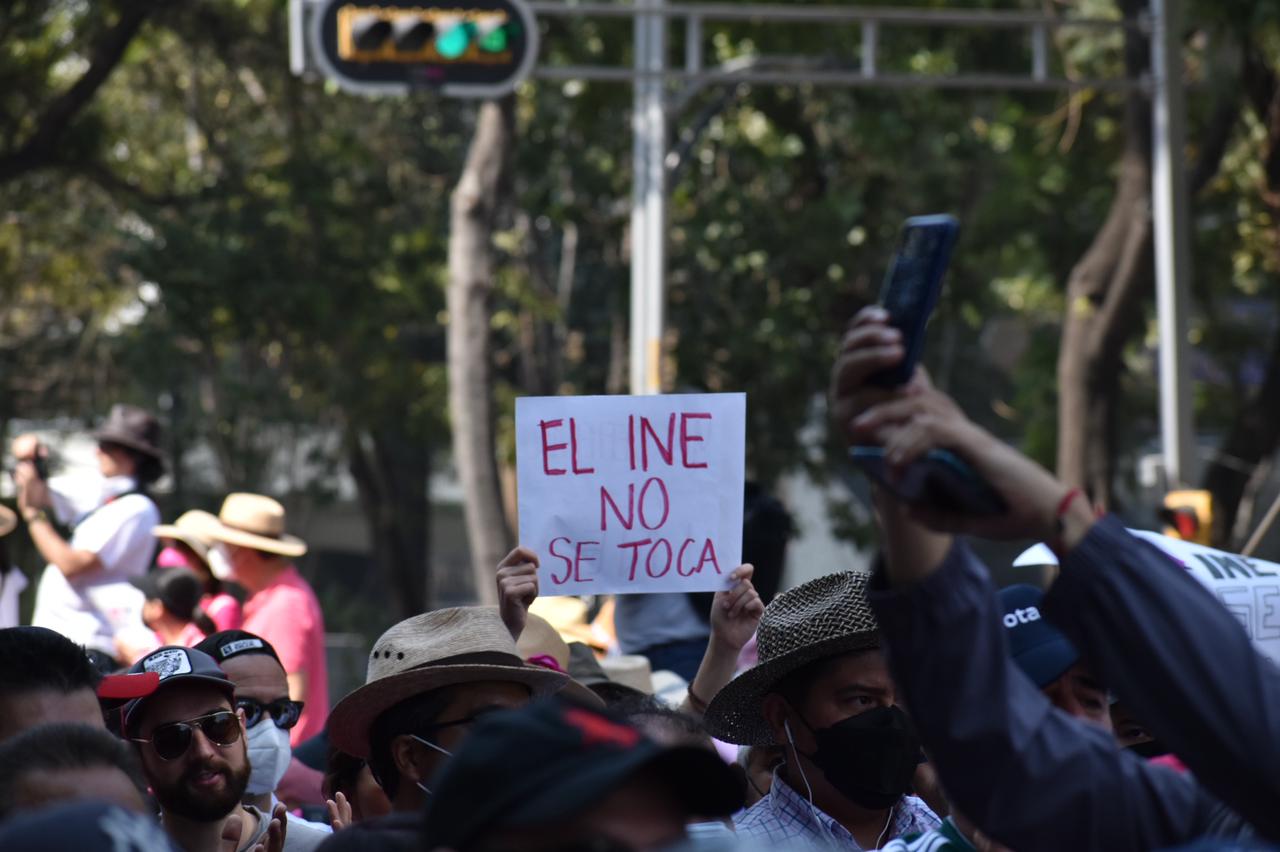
[
  {"xmin": 0, "ymin": 505, "xmax": 16, "ymax": 538},
  {"xmin": 516, "ymin": 614, "xmax": 605, "ymax": 708},
  {"xmin": 152, "ymin": 509, "xmax": 222, "ymax": 563},
  {"xmin": 208, "ymin": 493, "xmax": 306, "ymax": 558},
  {"xmin": 329, "ymin": 606, "xmax": 569, "ymax": 759},
  {"xmin": 703, "ymin": 571, "xmax": 881, "ymax": 746}
]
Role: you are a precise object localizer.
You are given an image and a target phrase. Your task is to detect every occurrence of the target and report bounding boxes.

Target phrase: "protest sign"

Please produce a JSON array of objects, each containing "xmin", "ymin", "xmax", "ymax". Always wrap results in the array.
[
  {"xmin": 1014, "ymin": 531, "xmax": 1280, "ymax": 667},
  {"xmin": 516, "ymin": 393, "xmax": 745, "ymax": 596}
]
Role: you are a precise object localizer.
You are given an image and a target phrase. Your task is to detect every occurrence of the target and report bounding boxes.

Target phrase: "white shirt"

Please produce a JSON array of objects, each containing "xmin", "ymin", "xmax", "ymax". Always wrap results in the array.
[
  {"xmin": 0, "ymin": 566, "xmax": 28, "ymax": 628},
  {"xmin": 32, "ymin": 474, "xmax": 160, "ymax": 654}
]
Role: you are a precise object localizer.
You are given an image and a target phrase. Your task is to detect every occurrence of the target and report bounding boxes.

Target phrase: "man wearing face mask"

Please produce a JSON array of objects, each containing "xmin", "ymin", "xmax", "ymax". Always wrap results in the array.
[
  {"xmin": 196, "ymin": 630, "xmax": 333, "ymax": 842},
  {"xmin": 704, "ymin": 571, "xmax": 940, "ymax": 849}
]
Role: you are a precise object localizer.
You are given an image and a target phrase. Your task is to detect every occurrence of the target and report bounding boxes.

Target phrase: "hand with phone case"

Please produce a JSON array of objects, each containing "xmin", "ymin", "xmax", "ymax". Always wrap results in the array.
[{"xmin": 834, "ymin": 307, "xmax": 1079, "ymax": 542}]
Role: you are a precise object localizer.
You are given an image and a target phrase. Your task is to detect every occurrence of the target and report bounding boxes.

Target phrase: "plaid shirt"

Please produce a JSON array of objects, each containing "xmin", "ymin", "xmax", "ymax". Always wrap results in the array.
[{"xmin": 735, "ymin": 770, "xmax": 941, "ymax": 849}]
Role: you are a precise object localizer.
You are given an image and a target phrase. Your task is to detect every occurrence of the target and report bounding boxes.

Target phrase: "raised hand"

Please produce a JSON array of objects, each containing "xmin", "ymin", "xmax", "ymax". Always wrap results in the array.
[
  {"xmin": 709, "ymin": 564, "xmax": 764, "ymax": 653},
  {"xmin": 496, "ymin": 546, "xmax": 540, "ymax": 641},
  {"xmin": 327, "ymin": 792, "xmax": 353, "ymax": 832}
]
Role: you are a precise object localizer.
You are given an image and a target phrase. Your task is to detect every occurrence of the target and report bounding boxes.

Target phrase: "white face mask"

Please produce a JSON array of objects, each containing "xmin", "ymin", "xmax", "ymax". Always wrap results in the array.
[
  {"xmin": 207, "ymin": 544, "xmax": 234, "ymax": 581},
  {"xmin": 244, "ymin": 719, "xmax": 292, "ymax": 796}
]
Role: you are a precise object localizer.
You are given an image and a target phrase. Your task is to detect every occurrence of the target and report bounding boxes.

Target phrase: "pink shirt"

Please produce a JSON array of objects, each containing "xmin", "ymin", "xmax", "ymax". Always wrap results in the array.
[
  {"xmin": 201, "ymin": 592, "xmax": 244, "ymax": 632},
  {"xmin": 175, "ymin": 622, "xmax": 207, "ymax": 647},
  {"xmin": 243, "ymin": 566, "xmax": 328, "ymax": 745}
]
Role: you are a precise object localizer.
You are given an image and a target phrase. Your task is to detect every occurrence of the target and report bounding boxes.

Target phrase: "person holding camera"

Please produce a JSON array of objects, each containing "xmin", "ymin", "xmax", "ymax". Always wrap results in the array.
[{"xmin": 13, "ymin": 404, "xmax": 163, "ymax": 659}]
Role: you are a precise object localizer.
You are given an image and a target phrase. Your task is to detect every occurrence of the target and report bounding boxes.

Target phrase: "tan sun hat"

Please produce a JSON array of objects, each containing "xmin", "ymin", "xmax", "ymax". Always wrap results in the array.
[
  {"xmin": 599, "ymin": 655, "xmax": 654, "ymax": 695},
  {"xmin": 703, "ymin": 571, "xmax": 881, "ymax": 746},
  {"xmin": 0, "ymin": 505, "xmax": 16, "ymax": 538},
  {"xmin": 516, "ymin": 614, "xmax": 605, "ymax": 709},
  {"xmin": 328, "ymin": 606, "xmax": 569, "ymax": 759},
  {"xmin": 208, "ymin": 493, "xmax": 306, "ymax": 558},
  {"xmin": 152, "ymin": 510, "xmax": 221, "ymax": 563}
]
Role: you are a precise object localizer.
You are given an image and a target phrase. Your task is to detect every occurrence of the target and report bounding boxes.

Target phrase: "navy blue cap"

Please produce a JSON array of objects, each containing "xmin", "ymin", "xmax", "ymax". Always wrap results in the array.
[
  {"xmin": 423, "ymin": 697, "xmax": 743, "ymax": 849},
  {"xmin": 999, "ymin": 584, "xmax": 1079, "ymax": 689},
  {"xmin": 0, "ymin": 801, "xmax": 181, "ymax": 851}
]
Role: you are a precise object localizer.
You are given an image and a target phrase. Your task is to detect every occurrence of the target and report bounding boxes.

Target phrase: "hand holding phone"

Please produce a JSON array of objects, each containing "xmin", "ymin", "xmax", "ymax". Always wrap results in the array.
[{"xmin": 868, "ymin": 214, "xmax": 959, "ymax": 387}]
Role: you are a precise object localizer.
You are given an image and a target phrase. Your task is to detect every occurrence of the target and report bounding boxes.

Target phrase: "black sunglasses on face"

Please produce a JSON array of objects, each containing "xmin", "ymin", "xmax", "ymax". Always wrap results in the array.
[
  {"xmin": 236, "ymin": 697, "xmax": 304, "ymax": 730},
  {"xmin": 131, "ymin": 710, "xmax": 242, "ymax": 761}
]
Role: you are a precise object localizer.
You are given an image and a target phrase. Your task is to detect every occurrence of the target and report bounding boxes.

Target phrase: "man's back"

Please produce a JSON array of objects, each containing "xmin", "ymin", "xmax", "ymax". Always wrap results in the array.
[{"xmin": 242, "ymin": 566, "xmax": 328, "ymax": 743}]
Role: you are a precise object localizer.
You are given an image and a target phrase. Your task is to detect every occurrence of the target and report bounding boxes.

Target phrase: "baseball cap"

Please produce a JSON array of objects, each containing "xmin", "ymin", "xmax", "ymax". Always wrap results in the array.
[
  {"xmin": 119, "ymin": 646, "xmax": 236, "ymax": 734},
  {"xmin": 130, "ymin": 568, "xmax": 202, "ymax": 618},
  {"xmin": 0, "ymin": 800, "xmax": 182, "ymax": 852},
  {"xmin": 423, "ymin": 698, "xmax": 744, "ymax": 849},
  {"xmin": 195, "ymin": 629, "xmax": 283, "ymax": 668},
  {"xmin": 999, "ymin": 584, "xmax": 1079, "ymax": 689}
]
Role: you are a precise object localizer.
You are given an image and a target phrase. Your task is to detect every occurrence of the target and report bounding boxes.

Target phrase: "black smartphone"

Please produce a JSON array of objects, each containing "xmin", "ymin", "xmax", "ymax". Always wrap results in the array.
[
  {"xmin": 868, "ymin": 215, "xmax": 959, "ymax": 387},
  {"xmin": 850, "ymin": 447, "xmax": 1007, "ymax": 516}
]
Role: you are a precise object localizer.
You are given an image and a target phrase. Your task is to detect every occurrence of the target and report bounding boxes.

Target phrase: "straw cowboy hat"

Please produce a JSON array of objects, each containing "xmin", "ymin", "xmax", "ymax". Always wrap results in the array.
[
  {"xmin": 152, "ymin": 510, "xmax": 222, "ymax": 563},
  {"xmin": 93, "ymin": 404, "xmax": 164, "ymax": 460},
  {"xmin": 0, "ymin": 505, "xmax": 16, "ymax": 538},
  {"xmin": 703, "ymin": 571, "xmax": 881, "ymax": 746},
  {"xmin": 208, "ymin": 493, "xmax": 306, "ymax": 558},
  {"xmin": 329, "ymin": 606, "xmax": 569, "ymax": 759}
]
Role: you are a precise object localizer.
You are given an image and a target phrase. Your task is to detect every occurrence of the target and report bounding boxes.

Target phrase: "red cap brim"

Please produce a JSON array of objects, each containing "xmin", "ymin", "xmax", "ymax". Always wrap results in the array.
[{"xmin": 97, "ymin": 672, "xmax": 160, "ymax": 700}]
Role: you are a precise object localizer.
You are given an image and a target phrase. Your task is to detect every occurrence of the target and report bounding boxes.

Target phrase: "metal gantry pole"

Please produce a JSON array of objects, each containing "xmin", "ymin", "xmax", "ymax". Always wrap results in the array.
[
  {"xmin": 629, "ymin": 0, "xmax": 667, "ymax": 395},
  {"xmin": 1150, "ymin": 0, "xmax": 1195, "ymax": 486}
]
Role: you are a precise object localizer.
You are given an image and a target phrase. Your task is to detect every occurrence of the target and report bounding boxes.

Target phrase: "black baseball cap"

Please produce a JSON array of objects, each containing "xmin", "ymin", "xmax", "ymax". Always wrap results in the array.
[
  {"xmin": 423, "ymin": 698, "xmax": 744, "ymax": 849},
  {"xmin": 196, "ymin": 629, "xmax": 283, "ymax": 668},
  {"xmin": 130, "ymin": 568, "xmax": 202, "ymax": 618},
  {"xmin": 999, "ymin": 584, "xmax": 1079, "ymax": 689},
  {"xmin": 119, "ymin": 646, "xmax": 236, "ymax": 734}
]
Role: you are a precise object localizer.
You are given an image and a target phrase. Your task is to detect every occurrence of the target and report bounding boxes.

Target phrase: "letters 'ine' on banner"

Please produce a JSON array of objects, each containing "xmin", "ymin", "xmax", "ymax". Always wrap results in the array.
[
  {"xmin": 516, "ymin": 393, "xmax": 746, "ymax": 596},
  {"xmin": 1015, "ymin": 532, "xmax": 1280, "ymax": 667}
]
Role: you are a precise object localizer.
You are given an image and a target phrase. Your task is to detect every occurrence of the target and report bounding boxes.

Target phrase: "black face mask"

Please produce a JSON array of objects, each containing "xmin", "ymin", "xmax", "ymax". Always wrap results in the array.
[
  {"xmin": 1127, "ymin": 739, "xmax": 1170, "ymax": 760},
  {"xmin": 793, "ymin": 705, "xmax": 922, "ymax": 810}
]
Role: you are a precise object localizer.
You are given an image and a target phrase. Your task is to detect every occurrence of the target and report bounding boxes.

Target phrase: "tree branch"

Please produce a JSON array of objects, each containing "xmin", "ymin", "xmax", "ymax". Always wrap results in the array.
[{"xmin": 0, "ymin": 0, "xmax": 160, "ymax": 184}]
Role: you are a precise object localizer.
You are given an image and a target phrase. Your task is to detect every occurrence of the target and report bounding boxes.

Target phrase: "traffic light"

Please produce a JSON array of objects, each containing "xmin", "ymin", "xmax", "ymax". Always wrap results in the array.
[
  {"xmin": 1158, "ymin": 489, "xmax": 1213, "ymax": 545},
  {"xmin": 311, "ymin": 0, "xmax": 539, "ymax": 98}
]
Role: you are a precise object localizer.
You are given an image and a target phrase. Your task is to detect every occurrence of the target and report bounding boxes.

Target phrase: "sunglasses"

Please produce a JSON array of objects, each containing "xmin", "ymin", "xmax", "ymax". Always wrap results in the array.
[
  {"xmin": 131, "ymin": 710, "xmax": 242, "ymax": 761},
  {"xmin": 236, "ymin": 697, "xmax": 304, "ymax": 730}
]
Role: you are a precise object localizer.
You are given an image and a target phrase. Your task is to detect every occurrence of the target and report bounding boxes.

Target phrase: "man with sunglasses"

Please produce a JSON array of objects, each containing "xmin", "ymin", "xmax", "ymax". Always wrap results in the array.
[
  {"xmin": 120, "ymin": 645, "xmax": 314, "ymax": 852},
  {"xmin": 197, "ymin": 630, "xmax": 332, "ymax": 841}
]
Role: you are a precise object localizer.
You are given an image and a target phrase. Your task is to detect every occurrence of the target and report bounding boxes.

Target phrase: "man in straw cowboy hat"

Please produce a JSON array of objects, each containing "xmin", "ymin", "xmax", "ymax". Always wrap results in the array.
[
  {"xmin": 324, "ymin": 606, "xmax": 571, "ymax": 839},
  {"xmin": 208, "ymin": 493, "xmax": 327, "ymax": 744},
  {"xmin": 13, "ymin": 405, "xmax": 163, "ymax": 658},
  {"xmin": 702, "ymin": 571, "xmax": 939, "ymax": 849}
]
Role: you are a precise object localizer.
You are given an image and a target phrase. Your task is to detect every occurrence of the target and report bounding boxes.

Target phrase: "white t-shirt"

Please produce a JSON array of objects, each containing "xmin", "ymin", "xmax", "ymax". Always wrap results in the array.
[
  {"xmin": 31, "ymin": 475, "xmax": 160, "ymax": 654},
  {"xmin": 0, "ymin": 566, "xmax": 28, "ymax": 628}
]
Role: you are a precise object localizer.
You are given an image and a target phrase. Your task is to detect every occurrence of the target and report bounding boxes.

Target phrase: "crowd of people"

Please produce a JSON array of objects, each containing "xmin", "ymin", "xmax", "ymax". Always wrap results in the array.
[{"xmin": 0, "ymin": 306, "xmax": 1277, "ymax": 851}]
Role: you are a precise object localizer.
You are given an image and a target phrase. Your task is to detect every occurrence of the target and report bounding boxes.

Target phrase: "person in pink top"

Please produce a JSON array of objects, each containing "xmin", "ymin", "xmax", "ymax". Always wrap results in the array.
[
  {"xmin": 209, "ymin": 492, "xmax": 328, "ymax": 745},
  {"xmin": 152, "ymin": 509, "xmax": 244, "ymax": 632},
  {"xmin": 115, "ymin": 567, "xmax": 209, "ymax": 662}
]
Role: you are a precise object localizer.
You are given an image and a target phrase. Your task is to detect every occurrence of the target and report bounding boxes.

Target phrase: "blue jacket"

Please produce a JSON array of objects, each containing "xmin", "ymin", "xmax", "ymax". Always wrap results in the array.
[{"xmin": 867, "ymin": 516, "xmax": 1269, "ymax": 850}]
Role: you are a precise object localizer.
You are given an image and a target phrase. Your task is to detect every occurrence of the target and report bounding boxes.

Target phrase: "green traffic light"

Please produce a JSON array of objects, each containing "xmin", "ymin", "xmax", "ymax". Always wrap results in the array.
[
  {"xmin": 435, "ymin": 23, "xmax": 471, "ymax": 59},
  {"xmin": 478, "ymin": 24, "xmax": 508, "ymax": 53}
]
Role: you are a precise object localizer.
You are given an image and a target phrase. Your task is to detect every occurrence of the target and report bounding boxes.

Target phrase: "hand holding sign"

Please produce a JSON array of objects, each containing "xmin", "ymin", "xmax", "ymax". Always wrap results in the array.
[
  {"xmin": 516, "ymin": 393, "xmax": 746, "ymax": 596},
  {"xmin": 497, "ymin": 546, "xmax": 540, "ymax": 640}
]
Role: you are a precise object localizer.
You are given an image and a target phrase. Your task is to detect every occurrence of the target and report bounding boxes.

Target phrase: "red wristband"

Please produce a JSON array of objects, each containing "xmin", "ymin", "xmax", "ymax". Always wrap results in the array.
[{"xmin": 1056, "ymin": 488, "xmax": 1084, "ymax": 520}]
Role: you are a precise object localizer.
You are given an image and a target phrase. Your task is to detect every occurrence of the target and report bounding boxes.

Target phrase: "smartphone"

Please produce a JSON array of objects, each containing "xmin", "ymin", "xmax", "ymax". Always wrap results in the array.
[
  {"xmin": 868, "ymin": 215, "xmax": 960, "ymax": 387},
  {"xmin": 850, "ymin": 447, "xmax": 1007, "ymax": 516}
]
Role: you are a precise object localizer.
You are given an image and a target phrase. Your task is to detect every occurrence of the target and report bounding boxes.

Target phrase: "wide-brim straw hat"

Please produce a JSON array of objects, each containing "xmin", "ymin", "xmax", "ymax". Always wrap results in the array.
[
  {"xmin": 152, "ymin": 509, "xmax": 221, "ymax": 564},
  {"xmin": 0, "ymin": 505, "xmax": 15, "ymax": 538},
  {"xmin": 92, "ymin": 404, "xmax": 164, "ymax": 460},
  {"xmin": 703, "ymin": 571, "xmax": 881, "ymax": 746},
  {"xmin": 329, "ymin": 606, "xmax": 569, "ymax": 759},
  {"xmin": 208, "ymin": 493, "xmax": 306, "ymax": 558}
]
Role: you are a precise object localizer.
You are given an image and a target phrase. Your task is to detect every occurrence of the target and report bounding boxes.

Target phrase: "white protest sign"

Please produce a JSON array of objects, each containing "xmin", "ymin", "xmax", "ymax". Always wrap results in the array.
[
  {"xmin": 1014, "ymin": 531, "xmax": 1280, "ymax": 667},
  {"xmin": 517, "ymin": 393, "xmax": 745, "ymax": 596}
]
